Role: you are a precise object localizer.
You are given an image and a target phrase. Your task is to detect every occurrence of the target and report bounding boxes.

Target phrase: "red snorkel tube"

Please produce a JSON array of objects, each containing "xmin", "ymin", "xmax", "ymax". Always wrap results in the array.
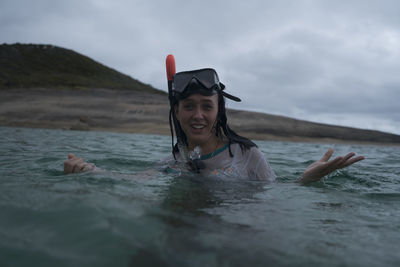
[
  {"xmin": 166, "ymin": 54, "xmax": 176, "ymax": 99},
  {"xmin": 166, "ymin": 54, "xmax": 180, "ymax": 158}
]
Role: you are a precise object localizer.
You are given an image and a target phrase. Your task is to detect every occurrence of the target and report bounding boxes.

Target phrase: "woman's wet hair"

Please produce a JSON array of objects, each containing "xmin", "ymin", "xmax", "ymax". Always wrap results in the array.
[{"xmin": 169, "ymin": 91, "xmax": 257, "ymax": 159}]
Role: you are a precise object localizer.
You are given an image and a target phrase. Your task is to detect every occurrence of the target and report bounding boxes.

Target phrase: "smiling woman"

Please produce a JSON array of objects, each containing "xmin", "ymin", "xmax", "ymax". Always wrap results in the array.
[
  {"xmin": 164, "ymin": 66, "xmax": 277, "ymax": 179},
  {"xmin": 175, "ymin": 94, "xmax": 219, "ymax": 149},
  {"xmin": 64, "ymin": 56, "xmax": 364, "ymax": 183}
]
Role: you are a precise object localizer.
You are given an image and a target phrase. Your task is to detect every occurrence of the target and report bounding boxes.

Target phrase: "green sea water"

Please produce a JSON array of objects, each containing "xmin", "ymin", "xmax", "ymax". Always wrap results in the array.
[{"xmin": 0, "ymin": 126, "xmax": 399, "ymax": 267}]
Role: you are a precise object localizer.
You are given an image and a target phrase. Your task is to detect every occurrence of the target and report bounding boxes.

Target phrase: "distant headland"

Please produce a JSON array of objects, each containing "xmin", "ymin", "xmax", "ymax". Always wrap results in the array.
[{"xmin": 1, "ymin": 43, "xmax": 400, "ymax": 145}]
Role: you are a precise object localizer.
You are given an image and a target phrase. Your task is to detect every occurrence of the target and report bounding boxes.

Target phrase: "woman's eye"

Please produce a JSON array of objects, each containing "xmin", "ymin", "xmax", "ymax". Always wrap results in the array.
[
  {"xmin": 203, "ymin": 105, "xmax": 213, "ymax": 110},
  {"xmin": 183, "ymin": 105, "xmax": 194, "ymax": 110}
]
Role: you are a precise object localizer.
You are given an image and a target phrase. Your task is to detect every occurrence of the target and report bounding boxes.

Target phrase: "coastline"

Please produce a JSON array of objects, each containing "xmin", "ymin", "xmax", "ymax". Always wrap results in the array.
[{"xmin": 1, "ymin": 87, "xmax": 399, "ymax": 146}]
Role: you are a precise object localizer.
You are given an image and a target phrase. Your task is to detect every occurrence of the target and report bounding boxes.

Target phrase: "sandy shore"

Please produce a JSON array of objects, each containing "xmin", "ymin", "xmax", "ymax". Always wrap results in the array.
[
  {"xmin": 1, "ymin": 88, "xmax": 399, "ymax": 146},
  {"xmin": 0, "ymin": 87, "xmax": 171, "ymax": 132}
]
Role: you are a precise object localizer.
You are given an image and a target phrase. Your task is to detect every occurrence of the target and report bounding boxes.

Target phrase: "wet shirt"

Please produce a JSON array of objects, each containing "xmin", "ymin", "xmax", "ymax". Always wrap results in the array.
[{"xmin": 162, "ymin": 143, "xmax": 276, "ymax": 182}]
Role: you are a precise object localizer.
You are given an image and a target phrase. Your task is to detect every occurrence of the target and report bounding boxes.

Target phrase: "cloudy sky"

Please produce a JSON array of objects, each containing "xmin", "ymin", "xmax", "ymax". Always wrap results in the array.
[{"xmin": 1, "ymin": 0, "xmax": 400, "ymax": 134}]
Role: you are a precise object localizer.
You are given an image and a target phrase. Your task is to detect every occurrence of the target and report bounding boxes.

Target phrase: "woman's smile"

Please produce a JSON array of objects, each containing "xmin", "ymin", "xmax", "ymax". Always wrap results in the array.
[
  {"xmin": 190, "ymin": 124, "xmax": 206, "ymax": 132},
  {"xmin": 175, "ymin": 93, "xmax": 219, "ymax": 150}
]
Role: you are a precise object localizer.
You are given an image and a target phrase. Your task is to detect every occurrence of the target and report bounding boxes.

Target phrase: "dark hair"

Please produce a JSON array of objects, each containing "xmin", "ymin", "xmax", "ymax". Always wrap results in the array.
[{"xmin": 169, "ymin": 91, "xmax": 257, "ymax": 159}]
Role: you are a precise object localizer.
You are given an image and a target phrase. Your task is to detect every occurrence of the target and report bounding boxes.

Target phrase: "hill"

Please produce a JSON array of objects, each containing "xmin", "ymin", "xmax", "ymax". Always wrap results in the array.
[
  {"xmin": 227, "ymin": 109, "xmax": 400, "ymax": 144},
  {"xmin": 1, "ymin": 43, "xmax": 400, "ymax": 145},
  {"xmin": 0, "ymin": 43, "xmax": 164, "ymax": 94}
]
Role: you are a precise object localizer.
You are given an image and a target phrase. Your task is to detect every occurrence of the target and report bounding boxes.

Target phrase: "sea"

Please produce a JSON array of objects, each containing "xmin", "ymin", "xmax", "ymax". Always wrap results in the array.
[{"xmin": 0, "ymin": 126, "xmax": 399, "ymax": 267}]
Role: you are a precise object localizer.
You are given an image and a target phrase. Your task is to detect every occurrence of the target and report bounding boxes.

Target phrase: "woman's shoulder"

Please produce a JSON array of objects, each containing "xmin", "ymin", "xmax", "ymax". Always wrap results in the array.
[
  {"xmin": 230, "ymin": 142, "xmax": 263, "ymax": 157},
  {"xmin": 232, "ymin": 143, "xmax": 276, "ymax": 181},
  {"xmin": 248, "ymin": 145, "xmax": 265, "ymax": 158}
]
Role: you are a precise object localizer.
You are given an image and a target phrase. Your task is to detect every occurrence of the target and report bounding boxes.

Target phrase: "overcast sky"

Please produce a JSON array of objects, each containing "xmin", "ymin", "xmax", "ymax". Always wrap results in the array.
[{"xmin": 1, "ymin": 0, "xmax": 400, "ymax": 134}]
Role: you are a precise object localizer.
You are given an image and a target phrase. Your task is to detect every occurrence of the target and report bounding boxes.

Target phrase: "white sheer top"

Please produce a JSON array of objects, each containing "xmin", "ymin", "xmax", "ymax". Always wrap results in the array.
[{"xmin": 163, "ymin": 143, "xmax": 276, "ymax": 182}]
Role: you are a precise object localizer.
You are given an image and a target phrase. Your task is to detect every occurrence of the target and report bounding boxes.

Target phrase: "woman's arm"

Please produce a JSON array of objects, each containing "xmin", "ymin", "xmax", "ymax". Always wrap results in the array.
[{"xmin": 299, "ymin": 148, "xmax": 364, "ymax": 184}]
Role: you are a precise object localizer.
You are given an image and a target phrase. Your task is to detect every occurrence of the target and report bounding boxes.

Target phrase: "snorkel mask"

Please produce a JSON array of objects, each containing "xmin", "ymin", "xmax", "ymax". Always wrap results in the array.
[{"xmin": 171, "ymin": 68, "xmax": 241, "ymax": 102}]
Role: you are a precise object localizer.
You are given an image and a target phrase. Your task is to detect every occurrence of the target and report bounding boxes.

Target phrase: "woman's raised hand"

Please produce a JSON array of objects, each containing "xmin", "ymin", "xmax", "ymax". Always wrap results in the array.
[
  {"xmin": 64, "ymin": 153, "xmax": 96, "ymax": 174},
  {"xmin": 300, "ymin": 148, "xmax": 364, "ymax": 184}
]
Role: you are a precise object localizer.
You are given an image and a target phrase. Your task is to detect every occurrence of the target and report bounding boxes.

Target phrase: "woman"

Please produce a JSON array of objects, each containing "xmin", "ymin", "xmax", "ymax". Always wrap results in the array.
[{"xmin": 64, "ymin": 68, "xmax": 364, "ymax": 184}]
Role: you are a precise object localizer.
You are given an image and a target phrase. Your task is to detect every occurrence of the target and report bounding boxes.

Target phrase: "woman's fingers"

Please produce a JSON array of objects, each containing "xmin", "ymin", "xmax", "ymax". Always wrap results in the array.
[
  {"xmin": 343, "ymin": 155, "xmax": 365, "ymax": 167},
  {"xmin": 75, "ymin": 162, "xmax": 88, "ymax": 173},
  {"xmin": 70, "ymin": 158, "xmax": 83, "ymax": 173},
  {"xmin": 327, "ymin": 153, "xmax": 365, "ymax": 171},
  {"xmin": 82, "ymin": 163, "xmax": 95, "ymax": 172},
  {"xmin": 64, "ymin": 157, "xmax": 76, "ymax": 174},
  {"xmin": 64, "ymin": 156, "xmax": 84, "ymax": 174},
  {"xmin": 340, "ymin": 152, "xmax": 356, "ymax": 165},
  {"xmin": 320, "ymin": 148, "xmax": 334, "ymax": 162}
]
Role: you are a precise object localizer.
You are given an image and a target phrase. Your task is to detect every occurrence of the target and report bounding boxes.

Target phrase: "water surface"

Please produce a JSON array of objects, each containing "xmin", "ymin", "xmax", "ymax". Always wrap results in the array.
[{"xmin": 1, "ymin": 127, "xmax": 399, "ymax": 267}]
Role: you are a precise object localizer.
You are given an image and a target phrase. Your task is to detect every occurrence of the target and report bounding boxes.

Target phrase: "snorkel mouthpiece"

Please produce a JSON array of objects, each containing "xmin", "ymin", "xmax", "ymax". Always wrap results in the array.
[
  {"xmin": 177, "ymin": 144, "xmax": 205, "ymax": 173},
  {"xmin": 187, "ymin": 146, "xmax": 206, "ymax": 173},
  {"xmin": 189, "ymin": 146, "xmax": 202, "ymax": 161}
]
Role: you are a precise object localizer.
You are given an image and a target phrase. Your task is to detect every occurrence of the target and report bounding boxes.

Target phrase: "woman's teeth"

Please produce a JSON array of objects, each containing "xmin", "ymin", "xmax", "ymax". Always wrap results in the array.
[{"xmin": 192, "ymin": 125, "xmax": 205, "ymax": 129}]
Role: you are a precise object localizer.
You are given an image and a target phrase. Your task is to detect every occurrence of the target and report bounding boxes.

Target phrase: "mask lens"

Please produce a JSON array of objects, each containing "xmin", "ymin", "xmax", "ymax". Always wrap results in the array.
[
  {"xmin": 173, "ymin": 74, "xmax": 191, "ymax": 93},
  {"xmin": 193, "ymin": 69, "xmax": 219, "ymax": 88},
  {"xmin": 173, "ymin": 69, "xmax": 220, "ymax": 93}
]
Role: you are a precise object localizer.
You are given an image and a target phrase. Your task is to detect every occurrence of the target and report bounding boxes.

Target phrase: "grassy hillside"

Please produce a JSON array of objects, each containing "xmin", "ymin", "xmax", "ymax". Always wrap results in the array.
[{"xmin": 0, "ymin": 43, "xmax": 165, "ymax": 94}]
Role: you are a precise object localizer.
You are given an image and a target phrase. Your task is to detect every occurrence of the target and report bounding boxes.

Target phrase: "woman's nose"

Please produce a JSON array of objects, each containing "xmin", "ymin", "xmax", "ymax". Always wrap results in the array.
[{"xmin": 192, "ymin": 107, "xmax": 204, "ymax": 119}]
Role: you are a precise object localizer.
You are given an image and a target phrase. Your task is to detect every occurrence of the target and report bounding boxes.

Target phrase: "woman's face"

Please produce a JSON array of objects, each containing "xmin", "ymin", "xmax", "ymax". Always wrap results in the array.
[{"xmin": 175, "ymin": 93, "xmax": 219, "ymax": 147}]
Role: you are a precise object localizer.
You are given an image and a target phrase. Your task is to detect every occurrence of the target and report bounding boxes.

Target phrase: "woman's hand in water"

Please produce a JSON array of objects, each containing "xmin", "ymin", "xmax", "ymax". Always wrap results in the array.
[
  {"xmin": 300, "ymin": 149, "xmax": 364, "ymax": 184},
  {"xmin": 64, "ymin": 153, "xmax": 96, "ymax": 174}
]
